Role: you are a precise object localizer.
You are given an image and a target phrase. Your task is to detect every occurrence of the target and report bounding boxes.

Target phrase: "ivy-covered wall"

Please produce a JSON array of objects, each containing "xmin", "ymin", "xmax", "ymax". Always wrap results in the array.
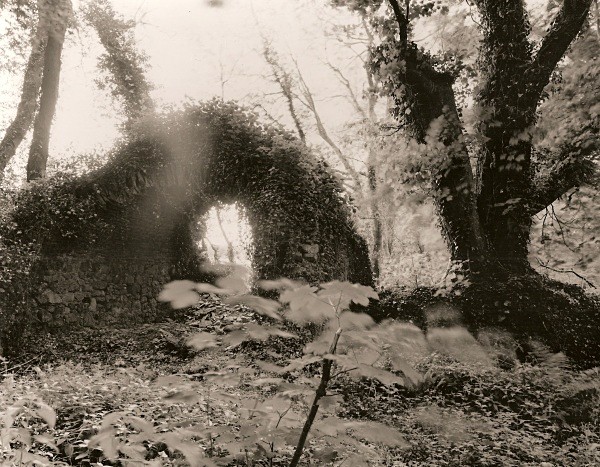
[{"xmin": 2, "ymin": 100, "xmax": 372, "ymax": 337}]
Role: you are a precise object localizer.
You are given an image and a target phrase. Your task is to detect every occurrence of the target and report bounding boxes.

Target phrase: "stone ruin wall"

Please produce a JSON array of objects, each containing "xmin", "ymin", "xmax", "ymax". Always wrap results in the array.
[
  {"xmin": 30, "ymin": 240, "xmax": 327, "ymax": 328},
  {"xmin": 31, "ymin": 253, "xmax": 172, "ymax": 328}
]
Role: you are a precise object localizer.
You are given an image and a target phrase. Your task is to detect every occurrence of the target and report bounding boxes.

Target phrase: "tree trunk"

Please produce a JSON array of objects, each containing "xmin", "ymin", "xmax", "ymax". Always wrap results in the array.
[
  {"xmin": 474, "ymin": 0, "xmax": 536, "ymax": 273},
  {"xmin": 0, "ymin": 11, "xmax": 48, "ymax": 179},
  {"xmin": 403, "ymin": 57, "xmax": 490, "ymax": 272},
  {"xmin": 26, "ymin": 17, "xmax": 66, "ymax": 181},
  {"xmin": 368, "ymin": 165, "xmax": 382, "ymax": 279}
]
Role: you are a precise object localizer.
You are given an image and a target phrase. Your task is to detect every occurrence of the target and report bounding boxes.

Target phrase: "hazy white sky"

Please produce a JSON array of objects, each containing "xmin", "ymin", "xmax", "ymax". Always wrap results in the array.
[{"xmin": 0, "ymin": 0, "xmax": 363, "ymax": 170}]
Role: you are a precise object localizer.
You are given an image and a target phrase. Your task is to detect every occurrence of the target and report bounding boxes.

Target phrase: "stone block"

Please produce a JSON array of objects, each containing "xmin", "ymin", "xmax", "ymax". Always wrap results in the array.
[
  {"xmin": 63, "ymin": 292, "xmax": 75, "ymax": 303},
  {"xmin": 48, "ymin": 291, "xmax": 62, "ymax": 304},
  {"xmin": 38, "ymin": 290, "xmax": 52, "ymax": 304}
]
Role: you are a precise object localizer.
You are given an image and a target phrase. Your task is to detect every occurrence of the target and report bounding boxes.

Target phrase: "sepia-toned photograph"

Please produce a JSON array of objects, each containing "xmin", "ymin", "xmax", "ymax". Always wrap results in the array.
[{"xmin": 0, "ymin": 0, "xmax": 599, "ymax": 465}]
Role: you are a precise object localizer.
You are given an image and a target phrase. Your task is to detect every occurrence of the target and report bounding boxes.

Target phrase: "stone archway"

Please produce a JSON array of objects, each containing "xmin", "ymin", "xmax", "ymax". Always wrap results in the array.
[{"xmin": 8, "ymin": 100, "xmax": 372, "ymax": 328}]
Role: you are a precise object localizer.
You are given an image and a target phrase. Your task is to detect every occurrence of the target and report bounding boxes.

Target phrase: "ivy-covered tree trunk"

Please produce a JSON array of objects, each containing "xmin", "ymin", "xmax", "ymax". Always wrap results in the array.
[
  {"xmin": 372, "ymin": 0, "xmax": 596, "ymax": 276},
  {"xmin": 339, "ymin": 0, "xmax": 599, "ymax": 363},
  {"xmin": 26, "ymin": 0, "xmax": 70, "ymax": 181},
  {"xmin": 81, "ymin": 0, "xmax": 155, "ymax": 125},
  {"xmin": 473, "ymin": 0, "xmax": 537, "ymax": 273}
]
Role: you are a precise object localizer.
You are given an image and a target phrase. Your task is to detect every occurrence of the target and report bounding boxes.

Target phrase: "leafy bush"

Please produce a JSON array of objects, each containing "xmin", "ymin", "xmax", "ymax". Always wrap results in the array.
[{"xmin": 2, "ymin": 266, "xmax": 599, "ymax": 466}]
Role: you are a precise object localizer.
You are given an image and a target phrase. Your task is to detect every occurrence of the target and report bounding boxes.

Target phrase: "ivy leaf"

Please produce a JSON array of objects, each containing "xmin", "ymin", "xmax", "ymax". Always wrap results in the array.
[{"xmin": 158, "ymin": 280, "xmax": 200, "ymax": 309}]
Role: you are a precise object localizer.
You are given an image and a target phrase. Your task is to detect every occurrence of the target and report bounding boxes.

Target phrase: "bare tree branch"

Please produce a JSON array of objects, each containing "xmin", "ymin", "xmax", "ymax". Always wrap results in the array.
[
  {"xmin": 262, "ymin": 40, "xmax": 306, "ymax": 144},
  {"xmin": 530, "ymin": 146, "xmax": 597, "ymax": 214},
  {"xmin": 536, "ymin": 257, "xmax": 596, "ymax": 288},
  {"xmin": 326, "ymin": 60, "xmax": 366, "ymax": 119},
  {"xmin": 526, "ymin": 0, "xmax": 594, "ymax": 105},
  {"xmin": 294, "ymin": 60, "xmax": 363, "ymax": 190}
]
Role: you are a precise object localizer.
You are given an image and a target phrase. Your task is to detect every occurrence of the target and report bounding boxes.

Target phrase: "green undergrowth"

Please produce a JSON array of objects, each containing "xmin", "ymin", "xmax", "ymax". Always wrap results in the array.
[{"xmin": 2, "ymin": 293, "xmax": 600, "ymax": 466}]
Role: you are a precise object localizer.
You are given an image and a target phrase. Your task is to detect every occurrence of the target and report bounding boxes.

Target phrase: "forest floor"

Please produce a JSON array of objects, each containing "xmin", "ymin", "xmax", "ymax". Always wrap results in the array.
[{"xmin": 2, "ymin": 296, "xmax": 600, "ymax": 467}]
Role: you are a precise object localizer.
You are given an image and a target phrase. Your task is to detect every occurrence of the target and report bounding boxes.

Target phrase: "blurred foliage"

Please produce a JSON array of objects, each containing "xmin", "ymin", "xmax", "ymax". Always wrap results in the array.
[{"xmin": 1, "ymin": 270, "xmax": 599, "ymax": 465}]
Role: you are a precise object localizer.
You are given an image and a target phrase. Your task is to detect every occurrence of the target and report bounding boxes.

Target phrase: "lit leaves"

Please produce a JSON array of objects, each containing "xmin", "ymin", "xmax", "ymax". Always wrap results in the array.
[
  {"xmin": 325, "ymin": 354, "xmax": 406, "ymax": 386},
  {"xmin": 159, "ymin": 265, "xmax": 253, "ymax": 309},
  {"xmin": 186, "ymin": 323, "xmax": 297, "ymax": 353},
  {"xmin": 281, "ymin": 285, "xmax": 335, "ymax": 324},
  {"xmin": 318, "ymin": 281, "xmax": 378, "ymax": 309},
  {"xmin": 186, "ymin": 331, "xmax": 219, "ymax": 351},
  {"xmin": 159, "ymin": 265, "xmax": 379, "ymax": 327},
  {"xmin": 1, "ymin": 398, "xmax": 56, "ymax": 430},
  {"xmin": 345, "ymin": 420, "xmax": 409, "ymax": 448},
  {"xmin": 223, "ymin": 295, "xmax": 281, "ymax": 320},
  {"xmin": 426, "ymin": 326, "xmax": 492, "ymax": 366},
  {"xmin": 280, "ymin": 281, "xmax": 378, "ymax": 325},
  {"xmin": 158, "ymin": 280, "xmax": 201, "ymax": 309},
  {"xmin": 314, "ymin": 417, "xmax": 409, "ymax": 448},
  {"xmin": 222, "ymin": 323, "xmax": 297, "ymax": 348}
]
